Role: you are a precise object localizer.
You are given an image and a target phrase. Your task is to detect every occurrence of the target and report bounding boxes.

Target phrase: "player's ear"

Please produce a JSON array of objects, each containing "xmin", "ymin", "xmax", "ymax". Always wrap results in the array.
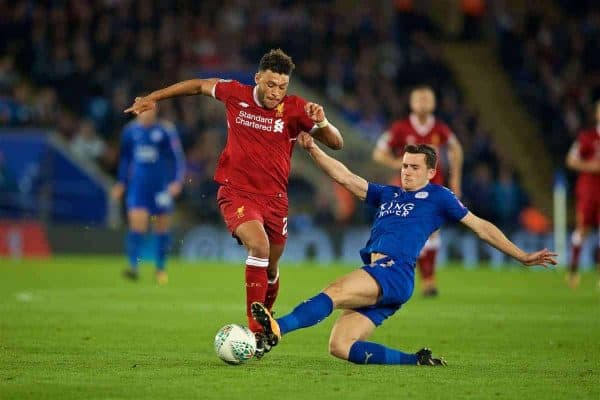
[
  {"xmin": 254, "ymin": 72, "xmax": 261, "ymax": 85},
  {"xmin": 427, "ymin": 168, "xmax": 436, "ymax": 180}
]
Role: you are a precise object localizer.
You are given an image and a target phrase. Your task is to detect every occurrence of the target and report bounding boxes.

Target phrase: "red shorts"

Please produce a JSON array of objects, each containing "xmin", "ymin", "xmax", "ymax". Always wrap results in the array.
[
  {"xmin": 217, "ymin": 186, "xmax": 289, "ymax": 245},
  {"xmin": 575, "ymin": 186, "xmax": 600, "ymax": 227}
]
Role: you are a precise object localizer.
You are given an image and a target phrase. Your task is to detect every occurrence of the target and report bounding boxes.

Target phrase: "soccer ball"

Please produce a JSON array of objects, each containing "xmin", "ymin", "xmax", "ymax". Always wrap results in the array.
[{"xmin": 214, "ymin": 324, "xmax": 256, "ymax": 365}]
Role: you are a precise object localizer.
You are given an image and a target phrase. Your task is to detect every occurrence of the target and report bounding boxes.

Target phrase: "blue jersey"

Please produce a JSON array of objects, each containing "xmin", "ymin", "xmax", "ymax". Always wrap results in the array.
[
  {"xmin": 360, "ymin": 183, "xmax": 468, "ymax": 266},
  {"xmin": 117, "ymin": 120, "xmax": 185, "ymax": 189}
]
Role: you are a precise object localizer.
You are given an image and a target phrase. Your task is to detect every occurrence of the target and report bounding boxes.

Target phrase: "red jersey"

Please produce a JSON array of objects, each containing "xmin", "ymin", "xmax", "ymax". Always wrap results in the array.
[
  {"xmin": 376, "ymin": 114, "xmax": 453, "ymax": 184},
  {"xmin": 212, "ymin": 80, "xmax": 315, "ymax": 195},
  {"xmin": 572, "ymin": 127, "xmax": 600, "ymax": 193}
]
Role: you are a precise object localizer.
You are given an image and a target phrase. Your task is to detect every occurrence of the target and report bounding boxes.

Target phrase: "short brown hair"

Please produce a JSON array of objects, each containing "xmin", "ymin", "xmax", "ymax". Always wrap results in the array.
[
  {"xmin": 259, "ymin": 49, "xmax": 295, "ymax": 75},
  {"xmin": 410, "ymin": 84, "xmax": 435, "ymax": 96},
  {"xmin": 404, "ymin": 144, "xmax": 437, "ymax": 169}
]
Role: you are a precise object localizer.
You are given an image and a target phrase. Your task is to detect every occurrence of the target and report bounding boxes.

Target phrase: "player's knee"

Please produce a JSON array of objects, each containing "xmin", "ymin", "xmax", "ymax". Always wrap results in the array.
[
  {"xmin": 323, "ymin": 282, "xmax": 345, "ymax": 307},
  {"xmin": 328, "ymin": 335, "xmax": 353, "ymax": 360},
  {"xmin": 244, "ymin": 237, "xmax": 270, "ymax": 259}
]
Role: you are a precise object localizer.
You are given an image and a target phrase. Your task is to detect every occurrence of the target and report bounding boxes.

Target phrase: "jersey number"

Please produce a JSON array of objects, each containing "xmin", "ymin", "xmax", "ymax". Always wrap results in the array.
[{"xmin": 282, "ymin": 217, "xmax": 288, "ymax": 236}]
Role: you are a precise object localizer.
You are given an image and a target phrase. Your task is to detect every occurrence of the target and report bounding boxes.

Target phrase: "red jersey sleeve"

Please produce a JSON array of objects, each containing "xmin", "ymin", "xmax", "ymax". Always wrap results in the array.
[
  {"xmin": 213, "ymin": 79, "xmax": 244, "ymax": 103},
  {"xmin": 285, "ymin": 96, "xmax": 314, "ymax": 138},
  {"xmin": 293, "ymin": 97, "xmax": 316, "ymax": 133}
]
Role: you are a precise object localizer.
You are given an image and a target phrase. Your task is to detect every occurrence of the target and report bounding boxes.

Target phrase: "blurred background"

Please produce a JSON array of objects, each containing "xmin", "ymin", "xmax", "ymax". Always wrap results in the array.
[{"xmin": 0, "ymin": 0, "xmax": 598, "ymax": 267}]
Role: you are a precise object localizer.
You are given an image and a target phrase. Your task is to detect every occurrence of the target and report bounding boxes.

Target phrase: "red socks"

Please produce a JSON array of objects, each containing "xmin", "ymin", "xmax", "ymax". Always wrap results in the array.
[
  {"xmin": 264, "ymin": 272, "xmax": 280, "ymax": 311},
  {"xmin": 418, "ymin": 249, "xmax": 437, "ymax": 280},
  {"xmin": 245, "ymin": 257, "xmax": 268, "ymax": 333},
  {"xmin": 569, "ymin": 232, "xmax": 583, "ymax": 273}
]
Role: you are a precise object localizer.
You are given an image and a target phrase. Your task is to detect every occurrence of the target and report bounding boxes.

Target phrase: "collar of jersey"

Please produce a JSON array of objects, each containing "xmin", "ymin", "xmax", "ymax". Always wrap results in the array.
[
  {"xmin": 253, "ymin": 86, "xmax": 264, "ymax": 108},
  {"xmin": 404, "ymin": 183, "xmax": 431, "ymax": 193},
  {"xmin": 409, "ymin": 114, "xmax": 435, "ymax": 136}
]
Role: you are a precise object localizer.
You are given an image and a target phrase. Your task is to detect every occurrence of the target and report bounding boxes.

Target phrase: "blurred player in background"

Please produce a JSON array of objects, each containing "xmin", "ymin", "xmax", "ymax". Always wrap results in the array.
[
  {"xmin": 125, "ymin": 49, "xmax": 343, "ymax": 357},
  {"xmin": 372, "ymin": 85, "xmax": 463, "ymax": 297},
  {"xmin": 565, "ymin": 100, "xmax": 600, "ymax": 289},
  {"xmin": 251, "ymin": 134, "xmax": 556, "ymax": 366},
  {"xmin": 112, "ymin": 108, "xmax": 185, "ymax": 284}
]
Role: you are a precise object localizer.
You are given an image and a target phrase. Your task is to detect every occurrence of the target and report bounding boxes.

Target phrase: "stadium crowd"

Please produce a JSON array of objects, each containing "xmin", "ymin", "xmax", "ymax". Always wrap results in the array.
[
  {"xmin": 1, "ymin": 0, "xmax": 528, "ymax": 230},
  {"xmin": 493, "ymin": 0, "xmax": 600, "ymax": 162}
]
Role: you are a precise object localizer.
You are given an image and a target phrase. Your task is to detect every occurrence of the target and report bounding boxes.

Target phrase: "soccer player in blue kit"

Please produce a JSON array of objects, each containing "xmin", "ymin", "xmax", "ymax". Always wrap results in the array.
[
  {"xmin": 112, "ymin": 108, "xmax": 186, "ymax": 283},
  {"xmin": 251, "ymin": 132, "xmax": 557, "ymax": 366}
]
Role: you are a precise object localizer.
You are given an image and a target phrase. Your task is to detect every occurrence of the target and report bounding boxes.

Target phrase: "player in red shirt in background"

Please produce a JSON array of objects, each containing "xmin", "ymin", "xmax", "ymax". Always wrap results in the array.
[
  {"xmin": 125, "ymin": 49, "xmax": 343, "ymax": 357},
  {"xmin": 565, "ymin": 100, "xmax": 600, "ymax": 289},
  {"xmin": 372, "ymin": 85, "xmax": 463, "ymax": 297}
]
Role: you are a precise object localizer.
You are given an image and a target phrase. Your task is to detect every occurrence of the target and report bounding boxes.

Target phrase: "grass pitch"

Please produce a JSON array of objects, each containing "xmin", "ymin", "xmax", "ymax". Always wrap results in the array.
[{"xmin": 1, "ymin": 256, "xmax": 599, "ymax": 399}]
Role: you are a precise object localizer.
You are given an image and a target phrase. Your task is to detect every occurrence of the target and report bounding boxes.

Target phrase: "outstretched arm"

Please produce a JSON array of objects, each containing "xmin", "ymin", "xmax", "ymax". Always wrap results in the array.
[
  {"xmin": 297, "ymin": 132, "xmax": 368, "ymax": 200},
  {"xmin": 124, "ymin": 78, "xmax": 221, "ymax": 115},
  {"xmin": 460, "ymin": 212, "xmax": 557, "ymax": 267},
  {"xmin": 305, "ymin": 103, "xmax": 344, "ymax": 150}
]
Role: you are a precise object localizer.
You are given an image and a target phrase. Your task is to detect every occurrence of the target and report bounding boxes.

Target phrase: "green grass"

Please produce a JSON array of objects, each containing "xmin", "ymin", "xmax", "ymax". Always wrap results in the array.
[{"xmin": 1, "ymin": 256, "xmax": 599, "ymax": 399}]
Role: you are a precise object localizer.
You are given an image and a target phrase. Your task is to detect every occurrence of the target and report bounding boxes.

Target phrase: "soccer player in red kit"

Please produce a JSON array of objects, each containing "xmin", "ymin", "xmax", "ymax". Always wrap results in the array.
[
  {"xmin": 565, "ymin": 100, "xmax": 600, "ymax": 289},
  {"xmin": 125, "ymin": 49, "xmax": 343, "ymax": 356},
  {"xmin": 372, "ymin": 85, "xmax": 463, "ymax": 297}
]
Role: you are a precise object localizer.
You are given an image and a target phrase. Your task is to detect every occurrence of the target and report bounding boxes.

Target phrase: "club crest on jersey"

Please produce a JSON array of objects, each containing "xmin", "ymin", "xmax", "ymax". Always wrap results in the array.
[
  {"xmin": 236, "ymin": 206, "xmax": 245, "ymax": 219},
  {"xmin": 415, "ymin": 191, "xmax": 429, "ymax": 199},
  {"xmin": 275, "ymin": 103, "xmax": 285, "ymax": 117},
  {"xmin": 151, "ymin": 129, "xmax": 163, "ymax": 142}
]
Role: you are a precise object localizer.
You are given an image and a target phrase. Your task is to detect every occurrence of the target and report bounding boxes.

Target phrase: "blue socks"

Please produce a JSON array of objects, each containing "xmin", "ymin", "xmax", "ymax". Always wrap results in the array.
[
  {"xmin": 275, "ymin": 292, "xmax": 418, "ymax": 365},
  {"xmin": 156, "ymin": 232, "xmax": 171, "ymax": 271},
  {"xmin": 277, "ymin": 292, "xmax": 334, "ymax": 335},
  {"xmin": 348, "ymin": 341, "xmax": 417, "ymax": 365},
  {"xmin": 126, "ymin": 231, "xmax": 143, "ymax": 270}
]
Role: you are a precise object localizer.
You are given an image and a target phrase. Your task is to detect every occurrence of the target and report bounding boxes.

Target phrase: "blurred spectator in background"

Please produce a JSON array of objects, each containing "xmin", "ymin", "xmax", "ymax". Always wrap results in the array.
[
  {"xmin": 490, "ymin": 164, "xmax": 528, "ymax": 233},
  {"xmin": 493, "ymin": 1, "xmax": 600, "ymax": 166},
  {"xmin": 183, "ymin": 130, "xmax": 221, "ymax": 223},
  {"xmin": 70, "ymin": 119, "xmax": 106, "ymax": 162},
  {"xmin": 463, "ymin": 162, "xmax": 494, "ymax": 223}
]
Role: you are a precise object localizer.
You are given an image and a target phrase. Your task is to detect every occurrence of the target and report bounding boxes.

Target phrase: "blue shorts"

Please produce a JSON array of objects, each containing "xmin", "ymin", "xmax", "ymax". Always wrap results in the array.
[
  {"xmin": 355, "ymin": 257, "xmax": 415, "ymax": 326},
  {"xmin": 126, "ymin": 184, "xmax": 173, "ymax": 215}
]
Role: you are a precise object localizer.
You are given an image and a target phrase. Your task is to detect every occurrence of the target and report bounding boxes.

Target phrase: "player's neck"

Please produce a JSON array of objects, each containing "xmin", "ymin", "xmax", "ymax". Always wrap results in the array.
[
  {"xmin": 253, "ymin": 86, "xmax": 268, "ymax": 109},
  {"xmin": 404, "ymin": 181, "xmax": 430, "ymax": 192},
  {"xmin": 412, "ymin": 113, "xmax": 431, "ymax": 125}
]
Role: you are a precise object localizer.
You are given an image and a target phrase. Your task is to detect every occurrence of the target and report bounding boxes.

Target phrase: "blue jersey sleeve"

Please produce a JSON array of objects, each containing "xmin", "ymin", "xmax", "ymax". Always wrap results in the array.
[
  {"xmin": 365, "ymin": 183, "xmax": 387, "ymax": 207},
  {"xmin": 164, "ymin": 123, "xmax": 186, "ymax": 184},
  {"xmin": 439, "ymin": 187, "xmax": 468, "ymax": 222},
  {"xmin": 117, "ymin": 127, "xmax": 133, "ymax": 184}
]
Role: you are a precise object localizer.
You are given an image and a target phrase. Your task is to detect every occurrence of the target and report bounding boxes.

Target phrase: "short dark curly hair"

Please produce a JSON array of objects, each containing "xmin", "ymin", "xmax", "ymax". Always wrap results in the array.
[
  {"xmin": 258, "ymin": 49, "xmax": 295, "ymax": 75},
  {"xmin": 404, "ymin": 144, "xmax": 437, "ymax": 169}
]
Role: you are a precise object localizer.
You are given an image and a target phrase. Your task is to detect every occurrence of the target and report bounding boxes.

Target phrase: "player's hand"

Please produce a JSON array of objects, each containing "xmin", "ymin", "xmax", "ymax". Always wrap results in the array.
[
  {"xmin": 168, "ymin": 182, "xmax": 183, "ymax": 197},
  {"xmin": 124, "ymin": 96, "xmax": 157, "ymax": 115},
  {"xmin": 305, "ymin": 102, "xmax": 325, "ymax": 124},
  {"xmin": 111, "ymin": 183, "xmax": 125, "ymax": 200},
  {"xmin": 520, "ymin": 248, "xmax": 558, "ymax": 268},
  {"xmin": 297, "ymin": 132, "xmax": 317, "ymax": 151}
]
